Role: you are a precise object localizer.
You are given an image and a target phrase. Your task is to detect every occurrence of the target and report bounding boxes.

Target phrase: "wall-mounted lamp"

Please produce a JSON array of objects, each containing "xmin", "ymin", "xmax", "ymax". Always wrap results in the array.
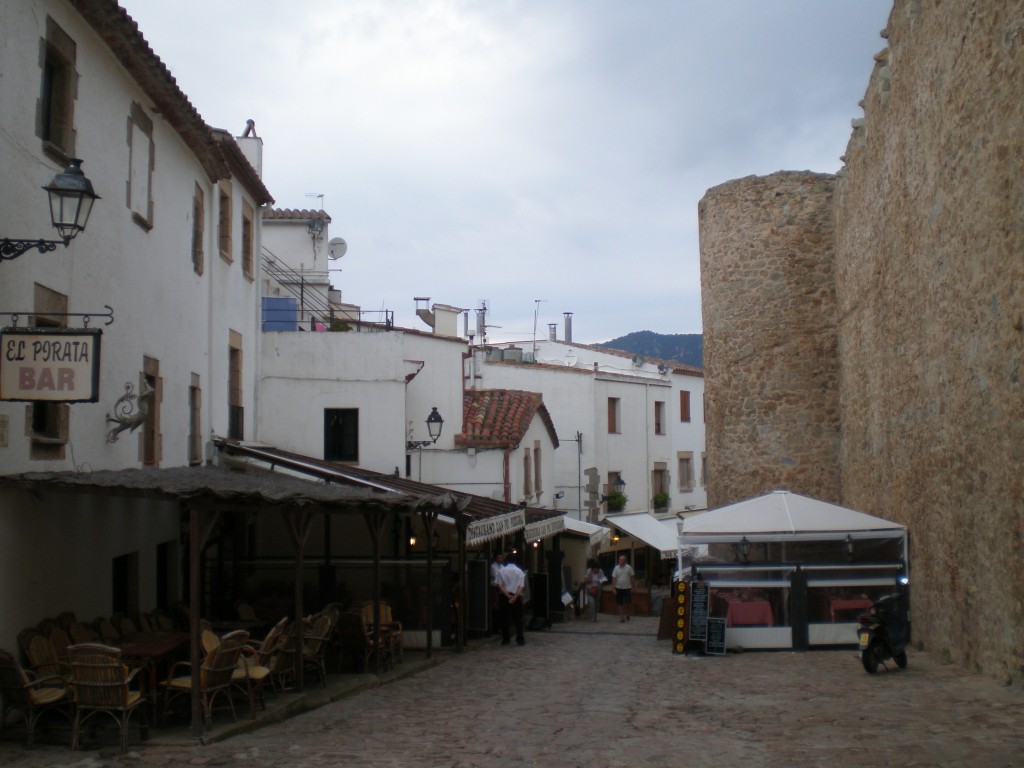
[
  {"xmin": 1, "ymin": 159, "xmax": 100, "ymax": 262},
  {"xmin": 406, "ymin": 406, "xmax": 444, "ymax": 450},
  {"xmin": 736, "ymin": 536, "xmax": 752, "ymax": 564},
  {"xmin": 307, "ymin": 215, "xmax": 325, "ymax": 239},
  {"xmin": 845, "ymin": 534, "xmax": 855, "ymax": 561}
]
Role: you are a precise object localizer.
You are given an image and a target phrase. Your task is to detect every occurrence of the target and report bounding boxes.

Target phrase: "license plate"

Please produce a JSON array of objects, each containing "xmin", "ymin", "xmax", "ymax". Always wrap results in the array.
[{"xmin": 858, "ymin": 631, "xmax": 870, "ymax": 650}]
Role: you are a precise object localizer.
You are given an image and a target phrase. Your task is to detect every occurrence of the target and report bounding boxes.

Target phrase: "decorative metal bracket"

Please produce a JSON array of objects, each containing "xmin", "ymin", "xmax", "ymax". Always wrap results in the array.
[
  {"xmin": 0, "ymin": 305, "xmax": 114, "ymax": 328},
  {"xmin": 0, "ymin": 238, "xmax": 67, "ymax": 261},
  {"xmin": 106, "ymin": 382, "xmax": 154, "ymax": 443}
]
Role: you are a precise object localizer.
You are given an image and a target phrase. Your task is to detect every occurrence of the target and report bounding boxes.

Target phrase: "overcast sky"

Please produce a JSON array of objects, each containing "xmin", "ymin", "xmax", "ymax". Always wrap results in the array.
[{"xmin": 119, "ymin": 0, "xmax": 893, "ymax": 345}]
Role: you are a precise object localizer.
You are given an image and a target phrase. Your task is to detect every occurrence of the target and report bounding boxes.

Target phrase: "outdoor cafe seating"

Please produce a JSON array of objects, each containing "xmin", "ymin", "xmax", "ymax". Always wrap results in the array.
[
  {"xmin": 0, "ymin": 648, "xmax": 72, "ymax": 747},
  {"xmin": 161, "ymin": 629, "xmax": 248, "ymax": 728},
  {"xmin": 67, "ymin": 643, "xmax": 148, "ymax": 752}
]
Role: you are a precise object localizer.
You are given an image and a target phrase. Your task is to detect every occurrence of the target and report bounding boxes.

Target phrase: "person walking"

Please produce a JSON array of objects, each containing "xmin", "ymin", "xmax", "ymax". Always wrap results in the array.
[
  {"xmin": 497, "ymin": 554, "xmax": 527, "ymax": 646},
  {"xmin": 611, "ymin": 555, "xmax": 636, "ymax": 623},
  {"xmin": 583, "ymin": 561, "xmax": 607, "ymax": 622}
]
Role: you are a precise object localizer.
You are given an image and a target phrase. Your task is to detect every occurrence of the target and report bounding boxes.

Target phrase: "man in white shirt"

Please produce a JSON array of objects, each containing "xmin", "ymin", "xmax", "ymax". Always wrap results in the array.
[
  {"xmin": 497, "ymin": 555, "xmax": 527, "ymax": 646},
  {"xmin": 611, "ymin": 555, "xmax": 636, "ymax": 623}
]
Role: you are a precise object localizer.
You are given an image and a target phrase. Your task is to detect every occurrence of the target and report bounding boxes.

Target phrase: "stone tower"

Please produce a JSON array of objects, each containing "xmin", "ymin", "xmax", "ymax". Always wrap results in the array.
[{"xmin": 698, "ymin": 171, "xmax": 841, "ymax": 507}]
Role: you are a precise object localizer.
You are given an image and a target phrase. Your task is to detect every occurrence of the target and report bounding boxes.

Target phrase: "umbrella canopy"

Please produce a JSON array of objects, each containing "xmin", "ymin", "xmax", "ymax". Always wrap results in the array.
[{"xmin": 677, "ymin": 490, "xmax": 906, "ymax": 545}]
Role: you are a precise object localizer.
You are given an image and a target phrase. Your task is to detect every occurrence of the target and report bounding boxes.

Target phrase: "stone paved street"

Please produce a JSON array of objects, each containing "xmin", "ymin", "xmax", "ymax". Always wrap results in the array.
[{"xmin": 2, "ymin": 614, "xmax": 1023, "ymax": 767}]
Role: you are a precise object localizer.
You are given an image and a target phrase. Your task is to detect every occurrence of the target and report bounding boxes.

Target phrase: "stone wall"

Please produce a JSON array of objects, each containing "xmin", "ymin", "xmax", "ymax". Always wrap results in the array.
[
  {"xmin": 833, "ymin": 0, "xmax": 1024, "ymax": 683},
  {"xmin": 699, "ymin": 172, "xmax": 841, "ymax": 507},
  {"xmin": 698, "ymin": 0, "xmax": 1024, "ymax": 685}
]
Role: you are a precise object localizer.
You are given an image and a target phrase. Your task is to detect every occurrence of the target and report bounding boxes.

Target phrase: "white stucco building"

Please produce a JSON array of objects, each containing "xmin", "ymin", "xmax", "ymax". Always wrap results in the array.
[
  {"xmin": 476, "ymin": 334, "xmax": 707, "ymax": 521},
  {"xmin": 0, "ymin": 0, "xmax": 271, "ymax": 651}
]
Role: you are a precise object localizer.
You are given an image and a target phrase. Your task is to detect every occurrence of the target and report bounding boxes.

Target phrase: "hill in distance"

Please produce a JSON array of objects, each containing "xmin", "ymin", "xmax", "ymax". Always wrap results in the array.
[{"xmin": 598, "ymin": 331, "xmax": 703, "ymax": 369}]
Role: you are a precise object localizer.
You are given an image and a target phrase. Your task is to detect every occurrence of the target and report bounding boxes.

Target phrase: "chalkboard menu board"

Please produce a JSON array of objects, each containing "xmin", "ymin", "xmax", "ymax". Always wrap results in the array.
[
  {"xmin": 706, "ymin": 617, "xmax": 727, "ymax": 655},
  {"xmin": 689, "ymin": 581, "xmax": 709, "ymax": 641}
]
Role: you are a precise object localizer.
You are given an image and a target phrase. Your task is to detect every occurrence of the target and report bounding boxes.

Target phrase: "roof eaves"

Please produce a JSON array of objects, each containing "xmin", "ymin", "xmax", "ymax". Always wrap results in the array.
[{"xmin": 71, "ymin": 0, "xmax": 229, "ymax": 183}]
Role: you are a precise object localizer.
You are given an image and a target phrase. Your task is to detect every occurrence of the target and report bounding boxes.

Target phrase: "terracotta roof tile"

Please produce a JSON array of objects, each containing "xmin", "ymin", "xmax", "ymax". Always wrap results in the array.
[
  {"xmin": 455, "ymin": 389, "xmax": 559, "ymax": 449},
  {"xmin": 263, "ymin": 208, "xmax": 333, "ymax": 222}
]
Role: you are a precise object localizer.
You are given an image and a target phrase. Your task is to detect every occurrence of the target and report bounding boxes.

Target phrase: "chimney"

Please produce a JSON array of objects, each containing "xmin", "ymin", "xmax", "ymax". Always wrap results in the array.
[
  {"xmin": 563, "ymin": 312, "xmax": 573, "ymax": 343},
  {"xmin": 547, "ymin": 323, "xmax": 557, "ymax": 342}
]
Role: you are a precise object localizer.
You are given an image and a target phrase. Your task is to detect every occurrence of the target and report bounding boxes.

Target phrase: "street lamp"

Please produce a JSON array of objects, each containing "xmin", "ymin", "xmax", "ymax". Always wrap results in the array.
[
  {"xmin": 737, "ymin": 536, "xmax": 752, "ymax": 564},
  {"xmin": 406, "ymin": 406, "xmax": 444, "ymax": 450},
  {"xmin": 1, "ymin": 159, "xmax": 100, "ymax": 262}
]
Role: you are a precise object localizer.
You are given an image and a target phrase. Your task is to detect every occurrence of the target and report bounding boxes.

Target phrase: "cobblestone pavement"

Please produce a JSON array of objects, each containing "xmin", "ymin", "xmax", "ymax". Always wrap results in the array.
[{"xmin": 2, "ymin": 614, "xmax": 1023, "ymax": 767}]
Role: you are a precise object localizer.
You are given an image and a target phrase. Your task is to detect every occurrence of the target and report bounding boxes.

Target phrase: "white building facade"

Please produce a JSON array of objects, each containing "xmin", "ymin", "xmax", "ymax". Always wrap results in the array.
[
  {"xmin": 0, "ymin": 0, "xmax": 270, "ymax": 651},
  {"xmin": 477, "ymin": 338, "xmax": 707, "ymax": 522}
]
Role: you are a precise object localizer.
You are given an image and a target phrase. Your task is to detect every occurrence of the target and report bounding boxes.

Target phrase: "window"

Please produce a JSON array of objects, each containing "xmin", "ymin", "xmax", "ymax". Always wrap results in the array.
[
  {"xmin": 652, "ymin": 464, "xmax": 669, "ymax": 496},
  {"xmin": 228, "ymin": 331, "xmax": 243, "ymax": 439},
  {"xmin": 533, "ymin": 440, "xmax": 542, "ymax": 497},
  {"xmin": 127, "ymin": 102, "xmax": 154, "ymax": 228},
  {"xmin": 241, "ymin": 200, "xmax": 254, "ymax": 280},
  {"xmin": 677, "ymin": 452, "xmax": 695, "ymax": 492},
  {"xmin": 654, "ymin": 401, "xmax": 666, "ymax": 435},
  {"xmin": 188, "ymin": 373, "xmax": 202, "ymax": 466},
  {"xmin": 679, "ymin": 390, "xmax": 691, "ymax": 423},
  {"xmin": 523, "ymin": 448, "xmax": 533, "ymax": 499},
  {"xmin": 191, "ymin": 183, "xmax": 205, "ymax": 274},
  {"xmin": 218, "ymin": 180, "xmax": 233, "ymax": 262},
  {"xmin": 28, "ymin": 285, "xmax": 69, "ymax": 461},
  {"xmin": 701, "ymin": 452, "xmax": 707, "ymax": 488},
  {"xmin": 324, "ymin": 409, "xmax": 358, "ymax": 462},
  {"xmin": 607, "ymin": 397, "xmax": 621, "ymax": 434},
  {"xmin": 141, "ymin": 356, "xmax": 161, "ymax": 467},
  {"xmin": 37, "ymin": 18, "xmax": 77, "ymax": 158}
]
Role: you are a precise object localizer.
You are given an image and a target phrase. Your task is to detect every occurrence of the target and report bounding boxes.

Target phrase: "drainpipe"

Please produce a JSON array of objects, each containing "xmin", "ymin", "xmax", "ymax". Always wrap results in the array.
[{"xmin": 503, "ymin": 448, "xmax": 511, "ymax": 503}]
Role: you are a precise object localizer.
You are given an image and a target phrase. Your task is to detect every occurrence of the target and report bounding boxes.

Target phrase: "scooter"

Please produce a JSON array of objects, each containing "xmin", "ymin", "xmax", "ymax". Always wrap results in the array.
[{"xmin": 857, "ymin": 591, "xmax": 909, "ymax": 673}]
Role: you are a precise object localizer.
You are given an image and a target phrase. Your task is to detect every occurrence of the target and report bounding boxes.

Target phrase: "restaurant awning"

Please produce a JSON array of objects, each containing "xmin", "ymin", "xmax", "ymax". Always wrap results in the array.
[
  {"xmin": 676, "ymin": 491, "xmax": 908, "ymax": 545},
  {"xmin": 562, "ymin": 515, "xmax": 610, "ymax": 544},
  {"xmin": 603, "ymin": 512, "xmax": 679, "ymax": 559},
  {"xmin": 213, "ymin": 438, "xmax": 564, "ymax": 541}
]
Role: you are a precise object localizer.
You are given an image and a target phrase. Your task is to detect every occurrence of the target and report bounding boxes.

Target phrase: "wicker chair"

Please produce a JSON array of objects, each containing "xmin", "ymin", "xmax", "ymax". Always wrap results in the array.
[
  {"xmin": 162, "ymin": 630, "xmax": 247, "ymax": 728},
  {"xmin": 276, "ymin": 613, "xmax": 332, "ymax": 688},
  {"xmin": 67, "ymin": 643, "xmax": 147, "ymax": 752},
  {"xmin": 22, "ymin": 633, "xmax": 70, "ymax": 681},
  {"xmin": 46, "ymin": 626, "xmax": 72, "ymax": 664},
  {"xmin": 0, "ymin": 648, "xmax": 72, "ymax": 747},
  {"xmin": 93, "ymin": 617, "xmax": 121, "ymax": 645},
  {"xmin": 67, "ymin": 622, "xmax": 97, "ymax": 645},
  {"xmin": 358, "ymin": 601, "xmax": 401, "ymax": 669},
  {"xmin": 233, "ymin": 616, "xmax": 288, "ymax": 716}
]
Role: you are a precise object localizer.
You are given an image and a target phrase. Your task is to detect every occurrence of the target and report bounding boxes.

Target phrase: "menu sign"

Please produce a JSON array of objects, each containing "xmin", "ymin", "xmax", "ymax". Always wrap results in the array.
[
  {"xmin": 706, "ymin": 617, "xmax": 727, "ymax": 655},
  {"xmin": 689, "ymin": 581, "xmax": 709, "ymax": 641}
]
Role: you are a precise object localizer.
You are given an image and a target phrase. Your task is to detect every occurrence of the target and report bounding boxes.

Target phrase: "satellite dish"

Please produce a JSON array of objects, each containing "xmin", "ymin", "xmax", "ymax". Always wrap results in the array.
[{"xmin": 328, "ymin": 237, "xmax": 348, "ymax": 260}]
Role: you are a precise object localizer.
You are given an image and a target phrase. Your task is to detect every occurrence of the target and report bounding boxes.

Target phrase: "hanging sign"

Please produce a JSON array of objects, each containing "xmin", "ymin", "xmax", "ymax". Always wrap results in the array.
[
  {"xmin": 0, "ymin": 328, "xmax": 102, "ymax": 403},
  {"xmin": 466, "ymin": 509, "xmax": 526, "ymax": 546},
  {"xmin": 524, "ymin": 515, "xmax": 564, "ymax": 541}
]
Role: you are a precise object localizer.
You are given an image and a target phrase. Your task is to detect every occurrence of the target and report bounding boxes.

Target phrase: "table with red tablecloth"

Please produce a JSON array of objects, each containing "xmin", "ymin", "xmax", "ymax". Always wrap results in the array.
[
  {"xmin": 829, "ymin": 597, "xmax": 873, "ymax": 622},
  {"xmin": 716, "ymin": 593, "xmax": 775, "ymax": 627}
]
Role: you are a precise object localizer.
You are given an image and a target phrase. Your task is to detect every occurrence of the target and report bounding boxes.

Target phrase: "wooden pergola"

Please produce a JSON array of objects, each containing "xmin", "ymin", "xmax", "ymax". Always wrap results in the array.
[{"xmin": 0, "ymin": 464, "xmax": 467, "ymax": 737}]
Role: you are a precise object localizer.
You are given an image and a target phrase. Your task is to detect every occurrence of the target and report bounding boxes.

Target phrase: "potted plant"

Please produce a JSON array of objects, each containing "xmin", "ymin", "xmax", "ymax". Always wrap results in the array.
[
  {"xmin": 605, "ymin": 490, "xmax": 627, "ymax": 512},
  {"xmin": 652, "ymin": 491, "xmax": 670, "ymax": 510}
]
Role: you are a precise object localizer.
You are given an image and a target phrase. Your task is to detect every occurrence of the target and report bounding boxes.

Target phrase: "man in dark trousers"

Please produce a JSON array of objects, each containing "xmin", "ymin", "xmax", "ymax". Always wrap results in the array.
[{"xmin": 497, "ymin": 553, "xmax": 527, "ymax": 646}]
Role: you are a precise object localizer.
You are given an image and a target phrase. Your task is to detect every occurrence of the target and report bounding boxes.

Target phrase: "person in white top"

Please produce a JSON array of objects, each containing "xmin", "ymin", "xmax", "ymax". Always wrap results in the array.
[
  {"xmin": 496, "ymin": 555, "xmax": 527, "ymax": 646},
  {"xmin": 611, "ymin": 555, "xmax": 636, "ymax": 623},
  {"xmin": 583, "ymin": 561, "xmax": 608, "ymax": 622}
]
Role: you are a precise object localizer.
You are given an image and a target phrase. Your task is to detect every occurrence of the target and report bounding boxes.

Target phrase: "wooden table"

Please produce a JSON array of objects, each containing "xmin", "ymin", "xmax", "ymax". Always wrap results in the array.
[{"xmin": 119, "ymin": 632, "xmax": 190, "ymax": 724}]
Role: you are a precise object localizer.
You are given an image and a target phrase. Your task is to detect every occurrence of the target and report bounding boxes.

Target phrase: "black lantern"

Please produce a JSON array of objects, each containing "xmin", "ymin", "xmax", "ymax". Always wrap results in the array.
[
  {"xmin": 407, "ymin": 407, "xmax": 444, "ymax": 450},
  {"xmin": 737, "ymin": 536, "xmax": 752, "ymax": 563},
  {"xmin": 2, "ymin": 159, "xmax": 100, "ymax": 261}
]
